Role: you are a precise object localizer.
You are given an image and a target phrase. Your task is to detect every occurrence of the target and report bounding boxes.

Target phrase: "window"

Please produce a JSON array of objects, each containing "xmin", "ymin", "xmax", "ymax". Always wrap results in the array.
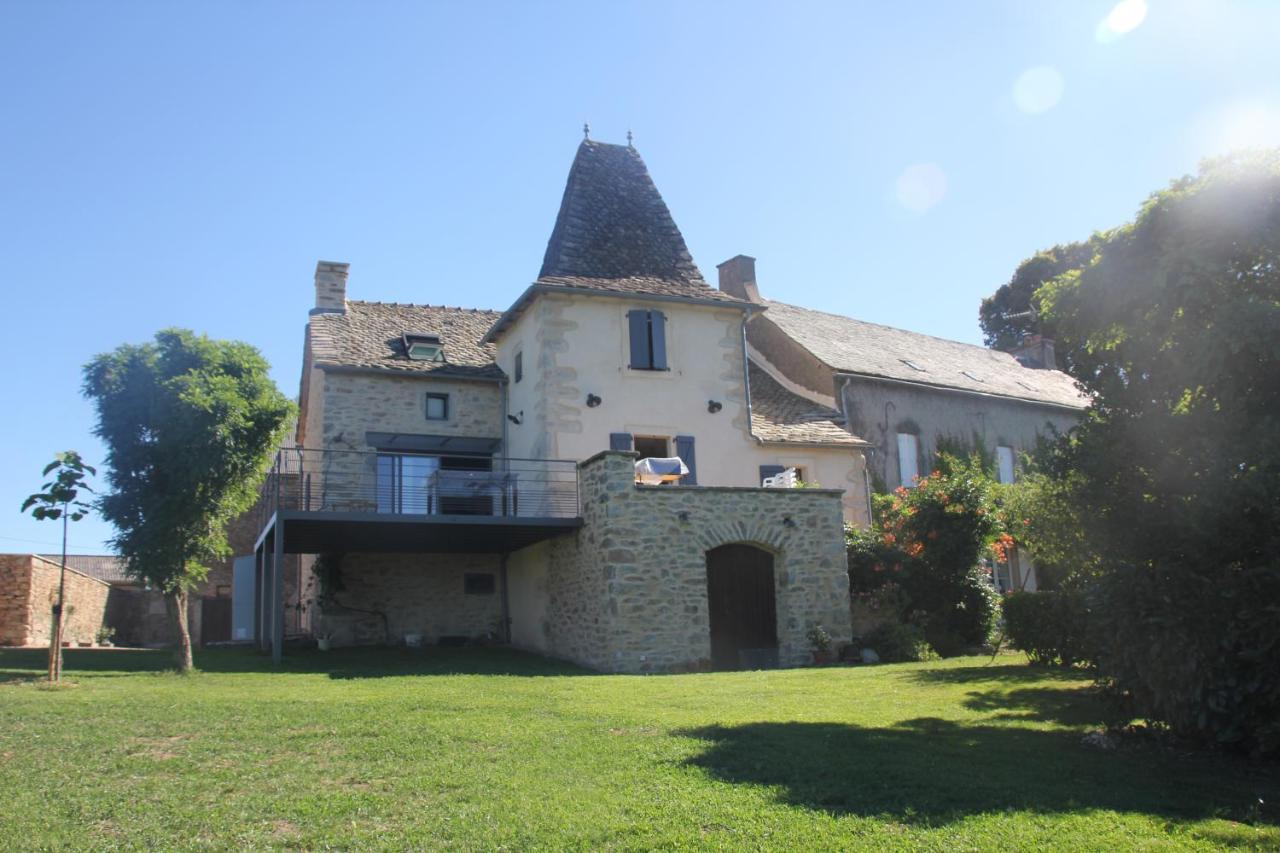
[
  {"xmin": 464, "ymin": 573, "xmax": 496, "ymax": 595},
  {"xmin": 403, "ymin": 333, "xmax": 445, "ymax": 362},
  {"xmin": 997, "ymin": 445, "xmax": 1016, "ymax": 484},
  {"xmin": 627, "ymin": 309, "xmax": 668, "ymax": 370},
  {"xmin": 960, "ymin": 370, "xmax": 985, "ymax": 383},
  {"xmin": 425, "ymin": 393, "xmax": 449, "ymax": 421},
  {"xmin": 897, "ymin": 433, "xmax": 920, "ymax": 487},
  {"xmin": 633, "ymin": 436, "xmax": 669, "ymax": 460},
  {"xmin": 899, "ymin": 358, "xmax": 927, "ymax": 372},
  {"xmin": 377, "ymin": 453, "xmax": 495, "ymax": 515},
  {"xmin": 514, "ymin": 351, "xmax": 523, "ymax": 383}
]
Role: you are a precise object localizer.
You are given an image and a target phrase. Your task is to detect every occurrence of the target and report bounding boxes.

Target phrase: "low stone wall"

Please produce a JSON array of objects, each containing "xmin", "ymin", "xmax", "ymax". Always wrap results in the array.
[
  {"xmin": 0, "ymin": 555, "xmax": 112, "ymax": 646},
  {"xmin": 317, "ymin": 552, "xmax": 504, "ymax": 646},
  {"xmin": 520, "ymin": 451, "xmax": 852, "ymax": 673}
]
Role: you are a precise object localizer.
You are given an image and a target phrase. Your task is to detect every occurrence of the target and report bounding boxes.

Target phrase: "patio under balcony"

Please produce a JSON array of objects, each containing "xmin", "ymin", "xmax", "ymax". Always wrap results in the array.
[{"xmin": 251, "ymin": 447, "xmax": 583, "ymax": 661}]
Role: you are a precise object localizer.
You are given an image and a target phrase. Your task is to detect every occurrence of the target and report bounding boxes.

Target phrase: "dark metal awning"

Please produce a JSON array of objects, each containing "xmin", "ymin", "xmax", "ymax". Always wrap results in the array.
[
  {"xmin": 274, "ymin": 511, "xmax": 581, "ymax": 554},
  {"xmin": 364, "ymin": 432, "xmax": 502, "ymax": 455}
]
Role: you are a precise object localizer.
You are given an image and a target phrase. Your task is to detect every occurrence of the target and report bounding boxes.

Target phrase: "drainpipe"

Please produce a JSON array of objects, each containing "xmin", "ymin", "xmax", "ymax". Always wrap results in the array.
[
  {"xmin": 499, "ymin": 377, "xmax": 510, "ymax": 470},
  {"xmin": 838, "ymin": 376, "xmax": 875, "ymax": 524},
  {"xmin": 740, "ymin": 308, "xmax": 758, "ymax": 441}
]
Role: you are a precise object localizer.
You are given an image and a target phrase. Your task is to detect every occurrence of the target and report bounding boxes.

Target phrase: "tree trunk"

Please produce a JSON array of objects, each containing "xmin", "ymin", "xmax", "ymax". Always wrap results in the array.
[{"xmin": 166, "ymin": 589, "xmax": 194, "ymax": 673}]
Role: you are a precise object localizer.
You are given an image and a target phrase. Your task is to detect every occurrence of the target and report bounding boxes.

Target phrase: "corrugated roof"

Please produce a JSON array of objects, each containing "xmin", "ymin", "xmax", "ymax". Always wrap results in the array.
[
  {"xmin": 759, "ymin": 300, "xmax": 1088, "ymax": 409},
  {"xmin": 310, "ymin": 301, "xmax": 505, "ymax": 379},
  {"xmin": 748, "ymin": 363, "xmax": 867, "ymax": 447}
]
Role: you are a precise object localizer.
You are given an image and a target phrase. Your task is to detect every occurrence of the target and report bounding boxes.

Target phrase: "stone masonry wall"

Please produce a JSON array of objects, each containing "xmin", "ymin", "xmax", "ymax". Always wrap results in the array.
[
  {"xmin": 320, "ymin": 370, "xmax": 503, "ymax": 451},
  {"xmin": 539, "ymin": 451, "xmax": 852, "ymax": 673},
  {"xmin": 317, "ymin": 553, "xmax": 504, "ymax": 646},
  {"xmin": 0, "ymin": 555, "xmax": 111, "ymax": 646}
]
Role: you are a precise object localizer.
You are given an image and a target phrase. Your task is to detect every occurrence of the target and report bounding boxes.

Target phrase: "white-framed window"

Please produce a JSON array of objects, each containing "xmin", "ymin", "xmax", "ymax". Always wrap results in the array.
[
  {"xmin": 997, "ymin": 445, "xmax": 1016, "ymax": 484},
  {"xmin": 897, "ymin": 433, "xmax": 920, "ymax": 487}
]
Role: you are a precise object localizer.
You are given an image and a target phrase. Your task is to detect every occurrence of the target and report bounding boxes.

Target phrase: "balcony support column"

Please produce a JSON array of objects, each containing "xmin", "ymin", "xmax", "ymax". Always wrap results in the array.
[{"xmin": 271, "ymin": 523, "xmax": 285, "ymax": 665}]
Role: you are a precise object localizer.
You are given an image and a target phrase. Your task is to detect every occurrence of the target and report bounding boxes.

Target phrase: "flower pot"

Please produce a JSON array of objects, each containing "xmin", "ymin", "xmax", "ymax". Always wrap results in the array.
[{"xmin": 316, "ymin": 637, "xmax": 332, "ymax": 652}]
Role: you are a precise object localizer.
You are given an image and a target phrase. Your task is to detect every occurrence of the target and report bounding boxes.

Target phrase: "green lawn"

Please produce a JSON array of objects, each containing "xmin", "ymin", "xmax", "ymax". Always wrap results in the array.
[{"xmin": 1, "ymin": 647, "xmax": 1275, "ymax": 850}]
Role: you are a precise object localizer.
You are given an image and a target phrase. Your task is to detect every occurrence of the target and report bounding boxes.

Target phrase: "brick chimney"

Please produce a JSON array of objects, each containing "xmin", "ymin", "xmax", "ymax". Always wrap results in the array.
[
  {"xmin": 717, "ymin": 254, "xmax": 761, "ymax": 303},
  {"xmin": 1011, "ymin": 333, "xmax": 1057, "ymax": 370},
  {"xmin": 312, "ymin": 261, "xmax": 349, "ymax": 315}
]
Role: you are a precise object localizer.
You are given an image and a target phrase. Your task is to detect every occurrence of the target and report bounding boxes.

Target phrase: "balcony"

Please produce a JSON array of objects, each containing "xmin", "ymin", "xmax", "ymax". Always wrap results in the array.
[{"xmin": 255, "ymin": 448, "xmax": 582, "ymax": 555}]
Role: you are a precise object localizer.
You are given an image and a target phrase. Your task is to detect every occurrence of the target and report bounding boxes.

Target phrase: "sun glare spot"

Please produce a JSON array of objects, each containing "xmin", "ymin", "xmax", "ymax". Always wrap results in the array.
[
  {"xmin": 1013, "ymin": 66, "xmax": 1064, "ymax": 115},
  {"xmin": 1195, "ymin": 98, "xmax": 1280, "ymax": 156},
  {"xmin": 895, "ymin": 163, "xmax": 948, "ymax": 214},
  {"xmin": 1096, "ymin": 0, "xmax": 1148, "ymax": 43}
]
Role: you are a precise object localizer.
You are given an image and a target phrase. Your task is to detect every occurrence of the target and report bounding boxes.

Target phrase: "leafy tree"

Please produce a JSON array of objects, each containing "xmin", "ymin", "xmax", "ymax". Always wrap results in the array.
[
  {"xmin": 979, "ymin": 240, "xmax": 1095, "ymax": 350},
  {"xmin": 20, "ymin": 451, "xmax": 95, "ymax": 682},
  {"xmin": 1039, "ymin": 150, "xmax": 1280, "ymax": 755},
  {"xmin": 83, "ymin": 329, "xmax": 295, "ymax": 672}
]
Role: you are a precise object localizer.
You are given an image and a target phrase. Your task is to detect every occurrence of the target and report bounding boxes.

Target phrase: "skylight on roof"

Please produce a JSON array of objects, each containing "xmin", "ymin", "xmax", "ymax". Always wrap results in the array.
[
  {"xmin": 899, "ymin": 358, "xmax": 927, "ymax": 372},
  {"xmin": 403, "ymin": 333, "xmax": 445, "ymax": 363},
  {"xmin": 1017, "ymin": 380, "xmax": 1039, "ymax": 392},
  {"xmin": 961, "ymin": 370, "xmax": 985, "ymax": 383}
]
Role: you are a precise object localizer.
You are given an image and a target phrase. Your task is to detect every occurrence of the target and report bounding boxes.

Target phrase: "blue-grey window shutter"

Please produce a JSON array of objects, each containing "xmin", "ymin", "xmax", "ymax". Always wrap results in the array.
[
  {"xmin": 627, "ymin": 310, "xmax": 650, "ymax": 369},
  {"xmin": 759, "ymin": 464, "xmax": 786, "ymax": 486},
  {"xmin": 650, "ymin": 311, "xmax": 668, "ymax": 370},
  {"xmin": 610, "ymin": 433, "xmax": 634, "ymax": 452},
  {"xmin": 675, "ymin": 435, "xmax": 696, "ymax": 485}
]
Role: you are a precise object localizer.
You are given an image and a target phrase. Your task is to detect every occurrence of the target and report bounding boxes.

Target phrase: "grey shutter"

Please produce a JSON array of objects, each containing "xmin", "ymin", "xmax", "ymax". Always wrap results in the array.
[
  {"xmin": 759, "ymin": 464, "xmax": 785, "ymax": 486},
  {"xmin": 675, "ymin": 435, "xmax": 697, "ymax": 485},
  {"xmin": 649, "ymin": 311, "xmax": 668, "ymax": 370},
  {"xmin": 609, "ymin": 433, "xmax": 634, "ymax": 452},
  {"xmin": 627, "ymin": 310, "xmax": 650, "ymax": 369}
]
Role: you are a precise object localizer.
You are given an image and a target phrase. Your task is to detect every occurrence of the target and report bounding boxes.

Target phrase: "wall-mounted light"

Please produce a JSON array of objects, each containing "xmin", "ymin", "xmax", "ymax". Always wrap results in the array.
[
  {"xmin": 507, "ymin": 411, "xmax": 523, "ymax": 425},
  {"xmin": 707, "ymin": 400, "xmax": 723, "ymax": 414},
  {"xmin": 586, "ymin": 393, "xmax": 602, "ymax": 408},
  {"xmin": 782, "ymin": 516, "xmax": 796, "ymax": 528}
]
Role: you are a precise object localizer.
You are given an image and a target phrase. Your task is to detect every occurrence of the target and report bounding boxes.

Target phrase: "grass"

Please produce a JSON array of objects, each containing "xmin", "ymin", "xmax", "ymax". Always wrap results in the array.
[{"xmin": 0, "ymin": 647, "xmax": 1276, "ymax": 850}]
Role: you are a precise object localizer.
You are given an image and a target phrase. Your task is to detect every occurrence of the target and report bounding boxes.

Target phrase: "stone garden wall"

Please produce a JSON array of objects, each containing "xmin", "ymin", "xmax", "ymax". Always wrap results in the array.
[
  {"xmin": 0, "ymin": 555, "xmax": 111, "ymax": 646},
  {"xmin": 517, "ymin": 451, "xmax": 852, "ymax": 673}
]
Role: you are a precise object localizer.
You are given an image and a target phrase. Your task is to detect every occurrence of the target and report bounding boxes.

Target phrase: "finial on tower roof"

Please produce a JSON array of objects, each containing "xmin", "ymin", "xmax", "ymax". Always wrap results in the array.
[
  {"xmin": 583, "ymin": 122, "xmax": 590, "ymax": 140},
  {"xmin": 626, "ymin": 129, "xmax": 633, "ymax": 147}
]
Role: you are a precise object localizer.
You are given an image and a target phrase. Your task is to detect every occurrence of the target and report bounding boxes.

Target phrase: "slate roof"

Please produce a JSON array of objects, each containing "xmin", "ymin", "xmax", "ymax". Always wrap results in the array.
[
  {"xmin": 748, "ymin": 363, "xmax": 867, "ymax": 447},
  {"xmin": 38, "ymin": 554, "xmax": 131, "ymax": 584},
  {"xmin": 760, "ymin": 300, "xmax": 1088, "ymax": 409},
  {"xmin": 310, "ymin": 301, "xmax": 505, "ymax": 379},
  {"xmin": 535, "ymin": 140, "xmax": 743, "ymax": 303}
]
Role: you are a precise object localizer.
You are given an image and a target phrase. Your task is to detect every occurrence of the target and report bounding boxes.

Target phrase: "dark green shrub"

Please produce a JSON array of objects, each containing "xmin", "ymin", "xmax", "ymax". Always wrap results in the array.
[
  {"xmin": 1092, "ymin": 563, "xmax": 1280, "ymax": 757},
  {"xmin": 862, "ymin": 622, "xmax": 937, "ymax": 663},
  {"xmin": 1003, "ymin": 589, "xmax": 1092, "ymax": 667}
]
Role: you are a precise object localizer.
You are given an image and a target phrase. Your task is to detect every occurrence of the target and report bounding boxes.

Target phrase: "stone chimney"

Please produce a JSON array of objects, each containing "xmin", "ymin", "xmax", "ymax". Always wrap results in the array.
[
  {"xmin": 717, "ymin": 254, "xmax": 761, "ymax": 303},
  {"xmin": 312, "ymin": 261, "xmax": 349, "ymax": 315},
  {"xmin": 1011, "ymin": 333, "xmax": 1057, "ymax": 370}
]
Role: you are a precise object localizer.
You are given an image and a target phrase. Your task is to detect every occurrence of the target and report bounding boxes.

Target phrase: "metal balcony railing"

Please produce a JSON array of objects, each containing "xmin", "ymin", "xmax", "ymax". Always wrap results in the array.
[{"xmin": 257, "ymin": 448, "xmax": 581, "ymax": 525}]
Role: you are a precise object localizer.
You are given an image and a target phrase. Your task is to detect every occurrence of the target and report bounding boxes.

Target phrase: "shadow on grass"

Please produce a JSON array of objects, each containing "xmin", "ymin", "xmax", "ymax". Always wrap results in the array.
[
  {"xmin": 680, "ymin": 717, "xmax": 1280, "ymax": 826},
  {"xmin": 0, "ymin": 645, "xmax": 594, "ymax": 679},
  {"xmin": 962, "ymin": 685, "xmax": 1116, "ymax": 727},
  {"xmin": 908, "ymin": 663, "xmax": 1089, "ymax": 685}
]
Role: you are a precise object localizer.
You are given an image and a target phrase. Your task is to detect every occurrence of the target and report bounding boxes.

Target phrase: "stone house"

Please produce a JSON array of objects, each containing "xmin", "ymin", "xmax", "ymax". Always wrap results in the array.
[
  {"xmin": 249, "ymin": 138, "xmax": 866, "ymax": 672},
  {"xmin": 0, "ymin": 554, "xmax": 112, "ymax": 647},
  {"xmin": 716, "ymin": 256, "xmax": 1089, "ymax": 591}
]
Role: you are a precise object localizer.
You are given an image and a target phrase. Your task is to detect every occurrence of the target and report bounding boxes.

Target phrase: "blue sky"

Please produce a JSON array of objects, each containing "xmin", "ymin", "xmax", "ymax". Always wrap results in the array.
[{"xmin": 3, "ymin": 0, "xmax": 1278, "ymax": 553}]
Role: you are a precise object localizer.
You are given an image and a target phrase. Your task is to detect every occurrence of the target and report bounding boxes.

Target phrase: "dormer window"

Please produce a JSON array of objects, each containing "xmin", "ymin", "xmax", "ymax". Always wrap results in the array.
[{"xmin": 403, "ymin": 333, "xmax": 445, "ymax": 362}]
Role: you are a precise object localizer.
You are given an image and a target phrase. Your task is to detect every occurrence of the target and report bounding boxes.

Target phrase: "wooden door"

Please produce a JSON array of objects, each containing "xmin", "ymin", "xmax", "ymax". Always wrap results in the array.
[
  {"xmin": 201, "ymin": 596, "xmax": 232, "ymax": 645},
  {"xmin": 706, "ymin": 544, "xmax": 778, "ymax": 670}
]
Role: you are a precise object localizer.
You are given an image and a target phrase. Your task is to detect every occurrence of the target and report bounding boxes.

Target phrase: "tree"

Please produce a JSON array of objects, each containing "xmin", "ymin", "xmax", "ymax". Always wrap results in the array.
[
  {"xmin": 83, "ymin": 329, "xmax": 295, "ymax": 672},
  {"xmin": 979, "ymin": 240, "xmax": 1095, "ymax": 350},
  {"xmin": 1039, "ymin": 149, "xmax": 1280, "ymax": 755},
  {"xmin": 20, "ymin": 451, "xmax": 95, "ymax": 682}
]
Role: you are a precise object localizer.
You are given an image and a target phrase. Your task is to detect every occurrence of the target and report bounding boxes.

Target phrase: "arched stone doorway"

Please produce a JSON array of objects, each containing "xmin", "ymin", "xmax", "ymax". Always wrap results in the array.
[{"xmin": 705, "ymin": 544, "xmax": 779, "ymax": 670}]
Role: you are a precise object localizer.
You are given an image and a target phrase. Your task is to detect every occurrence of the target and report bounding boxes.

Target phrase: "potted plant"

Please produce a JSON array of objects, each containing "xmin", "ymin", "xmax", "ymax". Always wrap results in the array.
[
  {"xmin": 316, "ymin": 632, "xmax": 333, "ymax": 652},
  {"xmin": 808, "ymin": 624, "xmax": 835, "ymax": 665},
  {"xmin": 95, "ymin": 626, "xmax": 116, "ymax": 648}
]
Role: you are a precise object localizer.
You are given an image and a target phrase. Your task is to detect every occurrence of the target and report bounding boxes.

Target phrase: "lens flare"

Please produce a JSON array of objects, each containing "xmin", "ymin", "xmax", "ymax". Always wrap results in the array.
[
  {"xmin": 1096, "ymin": 0, "xmax": 1148, "ymax": 43},
  {"xmin": 1013, "ymin": 66, "xmax": 1064, "ymax": 115},
  {"xmin": 895, "ymin": 163, "xmax": 948, "ymax": 214}
]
